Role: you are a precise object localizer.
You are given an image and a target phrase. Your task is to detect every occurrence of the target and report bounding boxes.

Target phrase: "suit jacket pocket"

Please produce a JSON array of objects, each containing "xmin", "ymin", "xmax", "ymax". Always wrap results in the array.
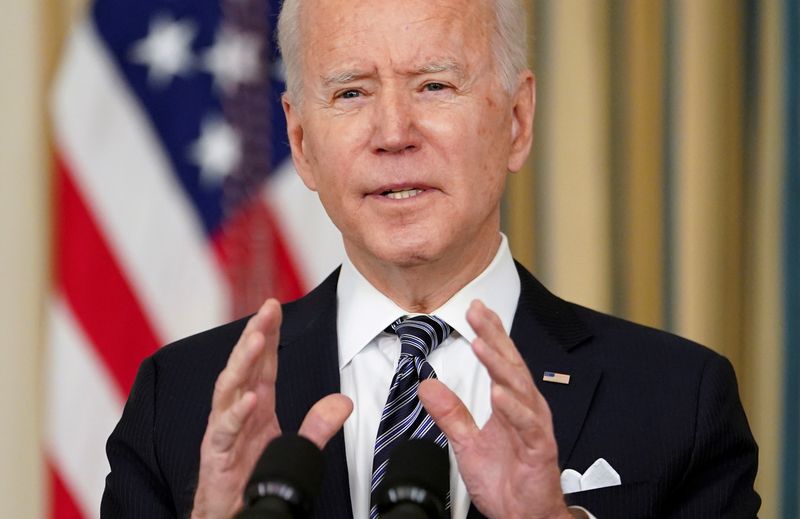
[{"xmin": 565, "ymin": 481, "xmax": 656, "ymax": 519}]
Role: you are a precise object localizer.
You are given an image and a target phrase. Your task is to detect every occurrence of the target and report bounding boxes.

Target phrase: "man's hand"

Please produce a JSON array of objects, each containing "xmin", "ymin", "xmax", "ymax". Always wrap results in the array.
[
  {"xmin": 191, "ymin": 299, "xmax": 353, "ymax": 519},
  {"xmin": 418, "ymin": 300, "xmax": 571, "ymax": 519}
]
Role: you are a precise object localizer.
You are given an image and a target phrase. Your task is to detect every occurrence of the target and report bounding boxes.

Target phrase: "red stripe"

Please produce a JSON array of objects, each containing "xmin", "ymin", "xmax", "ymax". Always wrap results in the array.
[
  {"xmin": 48, "ymin": 461, "xmax": 87, "ymax": 519},
  {"xmin": 54, "ymin": 154, "xmax": 161, "ymax": 394},
  {"xmin": 212, "ymin": 197, "xmax": 305, "ymax": 317},
  {"xmin": 268, "ymin": 204, "xmax": 306, "ymax": 302}
]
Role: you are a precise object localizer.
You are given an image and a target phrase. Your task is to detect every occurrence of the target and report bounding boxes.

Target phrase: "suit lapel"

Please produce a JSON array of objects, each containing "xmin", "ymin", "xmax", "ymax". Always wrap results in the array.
[
  {"xmin": 512, "ymin": 320, "xmax": 602, "ymax": 469},
  {"xmin": 275, "ymin": 269, "xmax": 353, "ymax": 518},
  {"xmin": 511, "ymin": 263, "xmax": 601, "ymax": 468}
]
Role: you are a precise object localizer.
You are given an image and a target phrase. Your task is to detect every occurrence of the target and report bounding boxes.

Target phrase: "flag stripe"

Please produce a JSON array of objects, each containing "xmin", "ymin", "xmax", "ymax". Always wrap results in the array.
[
  {"xmin": 48, "ymin": 461, "xmax": 88, "ymax": 519},
  {"xmin": 46, "ymin": 296, "xmax": 125, "ymax": 518},
  {"xmin": 52, "ymin": 19, "xmax": 229, "ymax": 344},
  {"xmin": 56, "ymin": 156, "xmax": 160, "ymax": 394},
  {"xmin": 254, "ymin": 202, "xmax": 306, "ymax": 302},
  {"xmin": 263, "ymin": 160, "xmax": 344, "ymax": 285},
  {"xmin": 210, "ymin": 196, "xmax": 305, "ymax": 312}
]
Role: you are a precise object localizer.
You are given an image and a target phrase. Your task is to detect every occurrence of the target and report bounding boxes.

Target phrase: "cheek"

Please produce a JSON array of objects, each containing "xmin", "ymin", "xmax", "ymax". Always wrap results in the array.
[
  {"xmin": 465, "ymin": 121, "xmax": 511, "ymax": 207},
  {"xmin": 304, "ymin": 128, "xmax": 351, "ymax": 186},
  {"xmin": 456, "ymin": 111, "xmax": 511, "ymax": 175},
  {"xmin": 317, "ymin": 127, "xmax": 372, "ymax": 180}
]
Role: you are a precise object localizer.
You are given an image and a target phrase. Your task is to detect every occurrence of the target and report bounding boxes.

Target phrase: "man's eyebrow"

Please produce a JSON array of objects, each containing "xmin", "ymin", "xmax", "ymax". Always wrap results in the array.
[
  {"xmin": 320, "ymin": 60, "xmax": 464, "ymax": 86},
  {"xmin": 320, "ymin": 70, "xmax": 370, "ymax": 87},
  {"xmin": 414, "ymin": 59, "xmax": 463, "ymax": 76}
]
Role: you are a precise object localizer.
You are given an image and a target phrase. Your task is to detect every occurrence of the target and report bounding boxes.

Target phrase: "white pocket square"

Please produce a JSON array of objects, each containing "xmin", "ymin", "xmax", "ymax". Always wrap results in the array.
[{"xmin": 560, "ymin": 458, "xmax": 621, "ymax": 494}]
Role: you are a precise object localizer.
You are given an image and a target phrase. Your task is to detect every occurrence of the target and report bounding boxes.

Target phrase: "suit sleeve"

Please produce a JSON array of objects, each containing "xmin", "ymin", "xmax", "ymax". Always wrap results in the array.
[
  {"xmin": 666, "ymin": 353, "xmax": 760, "ymax": 518},
  {"xmin": 101, "ymin": 356, "xmax": 178, "ymax": 518}
]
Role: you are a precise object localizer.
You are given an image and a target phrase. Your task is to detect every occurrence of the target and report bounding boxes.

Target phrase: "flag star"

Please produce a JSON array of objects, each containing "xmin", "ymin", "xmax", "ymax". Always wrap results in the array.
[
  {"xmin": 202, "ymin": 26, "xmax": 262, "ymax": 94},
  {"xmin": 129, "ymin": 14, "xmax": 197, "ymax": 88},
  {"xmin": 189, "ymin": 117, "xmax": 242, "ymax": 185}
]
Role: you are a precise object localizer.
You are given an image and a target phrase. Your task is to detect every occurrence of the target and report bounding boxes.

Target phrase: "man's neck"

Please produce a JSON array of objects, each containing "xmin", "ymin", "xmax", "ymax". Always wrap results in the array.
[{"xmin": 344, "ymin": 233, "xmax": 502, "ymax": 314}]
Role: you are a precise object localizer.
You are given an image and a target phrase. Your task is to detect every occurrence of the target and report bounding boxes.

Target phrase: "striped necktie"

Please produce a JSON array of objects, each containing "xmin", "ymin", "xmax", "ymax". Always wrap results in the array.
[{"xmin": 370, "ymin": 315, "xmax": 452, "ymax": 518}]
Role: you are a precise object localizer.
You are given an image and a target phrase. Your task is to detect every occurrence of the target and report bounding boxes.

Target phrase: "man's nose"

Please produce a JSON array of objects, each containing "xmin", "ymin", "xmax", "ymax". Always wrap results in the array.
[{"xmin": 371, "ymin": 88, "xmax": 419, "ymax": 154}]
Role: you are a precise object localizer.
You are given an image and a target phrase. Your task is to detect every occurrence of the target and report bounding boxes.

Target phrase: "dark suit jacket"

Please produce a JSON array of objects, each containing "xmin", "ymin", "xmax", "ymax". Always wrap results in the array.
[{"xmin": 101, "ymin": 264, "xmax": 760, "ymax": 518}]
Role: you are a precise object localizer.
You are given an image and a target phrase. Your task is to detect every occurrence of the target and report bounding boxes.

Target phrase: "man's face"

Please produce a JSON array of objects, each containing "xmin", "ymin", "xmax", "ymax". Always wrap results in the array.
[{"xmin": 284, "ymin": 0, "xmax": 534, "ymax": 271}]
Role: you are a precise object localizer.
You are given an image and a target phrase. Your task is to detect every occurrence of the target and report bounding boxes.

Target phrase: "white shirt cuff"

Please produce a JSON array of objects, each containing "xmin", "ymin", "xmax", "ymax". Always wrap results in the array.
[{"xmin": 568, "ymin": 505, "xmax": 597, "ymax": 519}]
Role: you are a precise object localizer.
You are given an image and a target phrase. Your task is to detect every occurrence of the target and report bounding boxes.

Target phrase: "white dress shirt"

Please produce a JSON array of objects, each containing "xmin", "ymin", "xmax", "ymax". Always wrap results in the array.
[{"xmin": 337, "ymin": 234, "xmax": 520, "ymax": 519}]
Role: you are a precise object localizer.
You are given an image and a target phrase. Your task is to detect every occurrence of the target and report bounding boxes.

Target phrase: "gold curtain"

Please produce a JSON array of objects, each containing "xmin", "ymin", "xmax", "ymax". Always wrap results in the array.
[{"xmin": 504, "ymin": 1, "xmax": 786, "ymax": 516}]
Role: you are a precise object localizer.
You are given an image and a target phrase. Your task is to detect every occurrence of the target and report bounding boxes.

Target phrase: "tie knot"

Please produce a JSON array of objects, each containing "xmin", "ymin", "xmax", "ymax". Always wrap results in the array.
[{"xmin": 388, "ymin": 315, "xmax": 452, "ymax": 359}]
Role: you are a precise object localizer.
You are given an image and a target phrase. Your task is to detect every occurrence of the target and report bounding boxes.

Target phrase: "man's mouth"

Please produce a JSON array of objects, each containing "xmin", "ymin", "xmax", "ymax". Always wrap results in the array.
[{"xmin": 382, "ymin": 188, "xmax": 424, "ymax": 200}]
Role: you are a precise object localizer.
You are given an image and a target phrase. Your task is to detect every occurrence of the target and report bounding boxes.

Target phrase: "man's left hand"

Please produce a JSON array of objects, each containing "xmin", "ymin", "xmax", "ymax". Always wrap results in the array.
[{"xmin": 418, "ymin": 300, "xmax": 572, "ymax": 519}]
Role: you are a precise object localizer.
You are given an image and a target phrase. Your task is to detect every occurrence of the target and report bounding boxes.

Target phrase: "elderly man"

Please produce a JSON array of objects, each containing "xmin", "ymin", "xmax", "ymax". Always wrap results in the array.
[{"xmin": 101, "ymin": 0, "xmax": 760, "ymax": 517}]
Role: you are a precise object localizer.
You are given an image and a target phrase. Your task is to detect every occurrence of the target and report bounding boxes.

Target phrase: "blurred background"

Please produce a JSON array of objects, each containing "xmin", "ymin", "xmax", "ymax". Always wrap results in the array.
[{"xmin": 1, "ymin": 0, "xmax": 797, "ymax": 517}]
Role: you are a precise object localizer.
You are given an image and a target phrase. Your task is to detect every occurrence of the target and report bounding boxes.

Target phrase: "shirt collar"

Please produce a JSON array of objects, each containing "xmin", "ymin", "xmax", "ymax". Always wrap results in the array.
[{"xmin": 336, "ymin": 234, "xmax": 521, "ymax": 369}]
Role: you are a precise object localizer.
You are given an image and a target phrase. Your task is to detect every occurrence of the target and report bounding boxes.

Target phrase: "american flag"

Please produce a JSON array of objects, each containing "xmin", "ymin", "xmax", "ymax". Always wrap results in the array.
[{"xmin": 45, "ymin": 0, "xmax": 343, "ymax": 516}]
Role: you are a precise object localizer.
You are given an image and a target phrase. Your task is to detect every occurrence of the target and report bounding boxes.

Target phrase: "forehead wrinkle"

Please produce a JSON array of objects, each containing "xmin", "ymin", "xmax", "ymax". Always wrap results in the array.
[{"xmin": 303, "ymin": 0, "xmax": 494, "ymax": 90}]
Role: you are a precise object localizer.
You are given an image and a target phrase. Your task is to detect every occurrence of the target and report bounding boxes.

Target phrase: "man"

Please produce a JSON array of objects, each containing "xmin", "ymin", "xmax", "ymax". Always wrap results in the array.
[{"xmin": 101, "ymin": 0, "xmax": 760, "ymax": 517}]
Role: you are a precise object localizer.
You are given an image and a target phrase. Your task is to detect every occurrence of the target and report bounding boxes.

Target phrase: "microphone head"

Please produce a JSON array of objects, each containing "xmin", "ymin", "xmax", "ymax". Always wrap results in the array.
[
  {"xmin": 243, "ymin": 434, "xmax": 324, "ymax": 516},
  {"xmin": 376, "ymin": 439, "xmax": 450, "ymax": 519}
]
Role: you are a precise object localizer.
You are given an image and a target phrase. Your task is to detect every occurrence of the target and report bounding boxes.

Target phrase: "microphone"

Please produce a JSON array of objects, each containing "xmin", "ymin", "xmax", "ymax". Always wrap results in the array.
[
  {"xmin": 235, "ymin": 434, "xmax": 324, "ymax": 519},
  {"xmin": 376, "ymin": 439, "xmax": 450, "ymax": 519}
]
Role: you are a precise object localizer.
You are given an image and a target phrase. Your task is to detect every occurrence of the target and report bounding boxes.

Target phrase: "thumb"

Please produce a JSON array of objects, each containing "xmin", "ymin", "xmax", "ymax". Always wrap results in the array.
[
  {"xmin": 298, "ymin": 393, "xmax": 353, "ymax": 449},
  {"xmin": 418, "ymin": 379, "xmax": 479, "ymax": 449}
]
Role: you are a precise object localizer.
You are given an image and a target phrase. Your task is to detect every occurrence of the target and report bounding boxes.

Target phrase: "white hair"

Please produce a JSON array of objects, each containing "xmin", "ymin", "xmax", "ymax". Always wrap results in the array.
[{"xmin": 276, "ymin": 0, "xmax": 528, "ymax": 103}]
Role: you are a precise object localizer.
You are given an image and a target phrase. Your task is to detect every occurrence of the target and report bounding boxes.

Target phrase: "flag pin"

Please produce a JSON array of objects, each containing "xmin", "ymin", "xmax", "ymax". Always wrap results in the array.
[{"xmin": 543, "ymin": 371, "xmax": 571, "ymax": 385}]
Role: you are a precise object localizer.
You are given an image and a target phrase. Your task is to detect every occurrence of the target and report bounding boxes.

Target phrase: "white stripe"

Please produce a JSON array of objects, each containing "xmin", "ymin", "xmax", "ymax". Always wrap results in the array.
[
  {"xmin": 264, "ymin": 159, "xmax": 345, "ymax": 286},
  {"xmin": 45, "ymin": 295, "xmax": 125, "ymax": 519},
  {"xmin": 51, "ymin": 19, "xmax": 228, "ymax": 343},
  {"xmin": 381, "ymin": 384, "xmax": 419, "ymax": 419}
]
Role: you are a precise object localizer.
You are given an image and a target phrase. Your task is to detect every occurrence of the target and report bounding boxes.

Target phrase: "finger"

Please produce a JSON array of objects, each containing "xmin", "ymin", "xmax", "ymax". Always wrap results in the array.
[
  {"xmin": 208, "ymin": 390, "xmax": 258, "ymax": 452},
  {"xmin": 418, "ymin": 379, "xmax": 479, "ymax": 450},
  {"xmin": 467, "ymin": 300, "xmax": 522, "ymax": 364},
  {"xmin": 299, "ymin": 394, "xmax": 354, "ymax": 449},
  {"xmin": 212, "ymin": 299, "xmax": 282, "ymax": 410},
  {"xmin": 491, "ymin": 384, "xmax": 556, "ymax": 454},
  {"xmin": 213, "ymin": 332, "xmax": 266, "ymax": 410},
  {"xmin": 257, "ymin": 299, "xmax": 282, "ymax": 383},
  {"xmin": 248, "ymin": 297, "xmax": 281, "ymax": 330},
  {"xmin": 235, "ymin": 299, "xmax": 280, "ymax": 369},
  {"xmin": 472, "ymin": 336, "xmax": 538, "ymax": 405},
  {"xmin": 468, "ymin": 300, "xmax": 544, "ymax": 406},
  {"xmin": 235, "ymin": 299, "xmax": 280, "ymax": 387}
]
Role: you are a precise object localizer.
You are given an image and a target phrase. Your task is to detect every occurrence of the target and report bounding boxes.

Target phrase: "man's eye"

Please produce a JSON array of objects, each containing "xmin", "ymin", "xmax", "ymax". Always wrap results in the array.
[
  {"xmin": 338, "ymin": 90, "xmax": 361, "ymax": 99},
  {"xmin": 423, "ymin": 82, "xmax": 447, "ymax": 92}
]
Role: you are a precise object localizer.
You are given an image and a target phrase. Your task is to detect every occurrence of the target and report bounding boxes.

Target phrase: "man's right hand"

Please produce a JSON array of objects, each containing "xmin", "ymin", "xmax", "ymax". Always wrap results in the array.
[{"xmin": 190, "ymin": 299, "xmax": 353, "ymax": 519}]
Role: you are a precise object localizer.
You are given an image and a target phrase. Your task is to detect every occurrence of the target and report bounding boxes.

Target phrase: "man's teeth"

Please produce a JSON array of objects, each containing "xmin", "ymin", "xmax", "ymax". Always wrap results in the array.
[{"xmin": 385, "ymin": 188, "xmax": 423, "ymax": 200}]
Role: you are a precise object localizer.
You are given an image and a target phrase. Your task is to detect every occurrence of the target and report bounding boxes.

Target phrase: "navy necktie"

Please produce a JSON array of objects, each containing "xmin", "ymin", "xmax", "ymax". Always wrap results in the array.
[{"xmin": 370, "ymin": 315, "xmax": 452, "ymax": 518}]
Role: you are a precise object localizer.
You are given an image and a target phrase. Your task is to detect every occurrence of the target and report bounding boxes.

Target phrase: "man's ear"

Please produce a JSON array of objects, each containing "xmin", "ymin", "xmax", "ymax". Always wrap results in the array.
[
  {"xmin": 507, "ymin": 71, "xmax": 536, "ymax": 173},
  {"xmin": 282, "ymin": 93, "xmax": 318, "ymax": 191}
]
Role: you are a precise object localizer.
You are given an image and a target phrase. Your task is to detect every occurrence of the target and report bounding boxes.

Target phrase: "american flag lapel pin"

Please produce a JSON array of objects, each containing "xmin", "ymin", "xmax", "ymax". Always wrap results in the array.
[{"xmin": 543, "ymin": 371, "xmax": 571, "ymax": 385}]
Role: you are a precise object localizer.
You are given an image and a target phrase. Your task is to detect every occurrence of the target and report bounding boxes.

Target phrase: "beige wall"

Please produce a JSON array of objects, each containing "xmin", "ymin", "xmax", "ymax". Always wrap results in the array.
[
  {"xmin": 0, "ymin": 0, "xmax": 48, "ymax": 514},
  {"xmin": 0, "ymin": 0, "xmax": 85, "ymax": 516},
  {"xmin": 508, "ymin": 2, "xmax": 784, "ymax": 515}
]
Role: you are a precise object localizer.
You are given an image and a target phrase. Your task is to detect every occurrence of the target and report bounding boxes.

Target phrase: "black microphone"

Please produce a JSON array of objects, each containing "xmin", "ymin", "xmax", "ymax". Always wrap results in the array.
[
  {"xmin": 235, "ymin": 434, "xmax": 324, "ymax": 519},
  {"xmin": 376, "ymin": 439, "xmax": 450, "ymax": 519}
]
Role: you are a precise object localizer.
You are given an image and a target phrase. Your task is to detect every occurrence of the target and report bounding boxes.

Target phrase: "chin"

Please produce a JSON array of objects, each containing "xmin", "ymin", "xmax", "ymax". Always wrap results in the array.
[{"xmin": 366, "ymin": 235, "xmax": 446, "ymax": 268}]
